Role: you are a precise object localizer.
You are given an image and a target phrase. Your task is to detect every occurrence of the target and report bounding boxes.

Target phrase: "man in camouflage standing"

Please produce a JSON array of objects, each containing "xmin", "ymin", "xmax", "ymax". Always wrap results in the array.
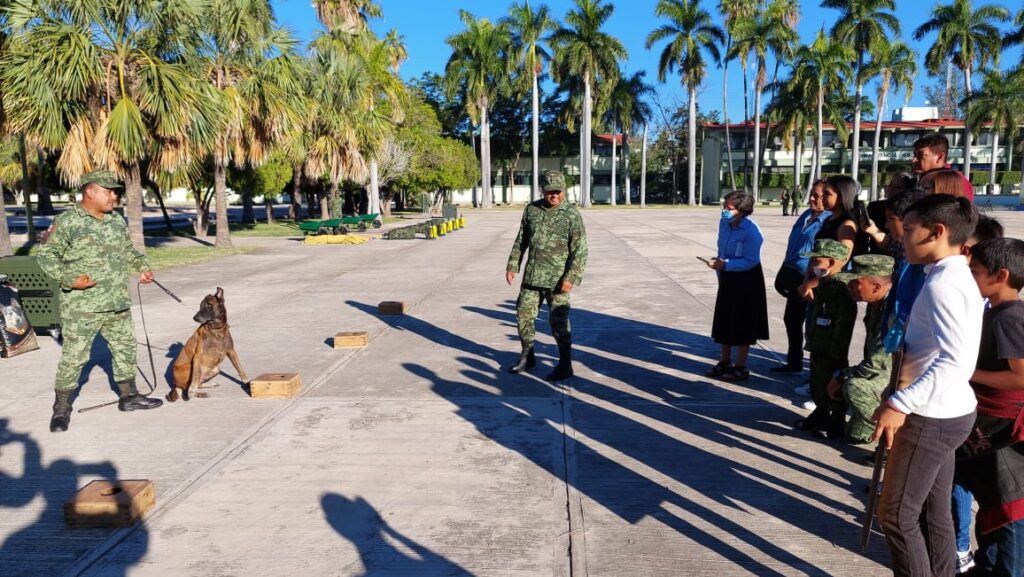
[
  {"xmin": 506, "ymin": 170, "xmax": 588, "ymax": 381},
  {"xmin": 38, "ymin": 171, "xmax": 163, "ymax": 433}
]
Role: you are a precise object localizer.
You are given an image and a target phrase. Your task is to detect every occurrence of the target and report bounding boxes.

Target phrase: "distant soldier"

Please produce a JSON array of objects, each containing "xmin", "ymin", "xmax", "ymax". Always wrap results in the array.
[
  {"xmin": 790, "ymin": 188, "xmax": 800, "ymax": 216},
  {"xmin": 828, "ymin": 254, "xmax": 894, "ymax": 444},
  {"xmin": 781, "ymin": 190, "xmax": 790, "ymax": 216},
  {"xmin": 506, "ymin": 170, "xmax": 588, "ymax": 381},
  {"xmin": 37, "ymin": 171, "xmax": 163, "ymax": 433}
]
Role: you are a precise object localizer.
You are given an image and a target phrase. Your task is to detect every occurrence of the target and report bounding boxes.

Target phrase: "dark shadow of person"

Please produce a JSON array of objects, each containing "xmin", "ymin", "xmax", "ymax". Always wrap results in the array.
[
  {"xmin": 0, "ymin": 419, "xmax": 148, "ymax": 576},
  {"xmin": 321, "ymin": 493, "xmax": 472, "ymax": 576}
]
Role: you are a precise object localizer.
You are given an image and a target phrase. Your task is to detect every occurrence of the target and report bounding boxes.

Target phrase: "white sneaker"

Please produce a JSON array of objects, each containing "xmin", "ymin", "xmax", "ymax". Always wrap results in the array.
[
  {"xmin": 801, "ymin": 400, "xmax": 817, "ymax": 411},
  {"xmin": 793, "ymin": 384, "xmax": 811, "ymax": 396},
  {"xmin": 956, "ymin": 550, "xmax": 975, "ymax": 574}
]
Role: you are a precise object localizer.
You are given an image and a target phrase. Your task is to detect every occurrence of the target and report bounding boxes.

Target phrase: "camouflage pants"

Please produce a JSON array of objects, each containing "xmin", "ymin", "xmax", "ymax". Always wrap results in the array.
[
  {"xmin": 54, "ymin": 310, "xmax": 136, "ymax": 392},
  {"xmin": 516, "ymin": 286, "xmax": 571, "ymax": 348},
  {"xmin": 809, "ymin": 352, "xmax": 848, "ymax": 412},
  {"xmin": 844, "ymin": 376, "xmax": 888, "ymax": 443}
]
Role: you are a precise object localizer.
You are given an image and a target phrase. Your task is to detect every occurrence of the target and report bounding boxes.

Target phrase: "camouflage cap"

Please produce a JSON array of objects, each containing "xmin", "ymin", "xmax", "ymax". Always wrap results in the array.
[
  {"xmin": 834, "ymin": 254, "xmax": 895, "ymax": 284},
  {"xmin": 80, "ymin": 170, "xmax": 123, "ymax": 190},
  {"xmin": 541, "ymin": 170, "xmax": 566, "ymax": 193},
  {"xmin": 800, "ymin": 238, "xmax": 850, "ymax": 261}
]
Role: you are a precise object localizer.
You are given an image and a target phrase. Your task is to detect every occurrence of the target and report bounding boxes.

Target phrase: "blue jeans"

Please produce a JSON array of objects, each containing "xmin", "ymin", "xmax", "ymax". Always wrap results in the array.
[
  {"xmin": 977, "ymin": 518, "xmax": 1024, "ymax": 576},
  {"xmin": 953, "ymin": 483, "xmax": 974, "ymax": 552}
]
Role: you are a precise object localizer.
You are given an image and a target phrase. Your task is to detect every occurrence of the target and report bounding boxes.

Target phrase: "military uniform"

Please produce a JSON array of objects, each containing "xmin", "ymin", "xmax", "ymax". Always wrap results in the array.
[
  {"xmin": 833, "ymin": 255, "xmax": 895, "ymax": 443},
  {"xmin": 506, "ymin": 170, "xmax": 587, "ymax": 379},
  {"xmin": 36, "ymin": 171, "xmax": 162, "ymax": 432}
]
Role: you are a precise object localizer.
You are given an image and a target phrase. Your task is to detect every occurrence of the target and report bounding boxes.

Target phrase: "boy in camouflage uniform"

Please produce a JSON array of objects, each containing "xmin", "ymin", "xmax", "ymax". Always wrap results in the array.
[
  {"xmin": 795, "ymin": 239, "xmax": 857, "ymax": 438},
  {"xmin": 506, "ymin": 170, "xmax": 588, "ymax": 381},
  {"xmin": 827, "ymin": 254, "xmax": 895, "ymax": 444},
  {"xmin": 37, "ymin": 171, "xmax": 163, "ymax": 432}
]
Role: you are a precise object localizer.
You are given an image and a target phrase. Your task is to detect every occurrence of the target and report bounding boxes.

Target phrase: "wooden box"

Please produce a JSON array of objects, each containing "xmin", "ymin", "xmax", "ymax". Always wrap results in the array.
[
  {"xmin": 333, "ymin": 331, "xmax": 368, "ymax": 348},
  {"xmin": 378, "ymin": 301, "xmax": 405, "ymax": 316},
  {"xmin": 64, "ymin": 480, "xmax": 155, "ymax": 527},
  {"xmin": 250, "ymin": 372, "xmax": 302, "ymax": 398}
]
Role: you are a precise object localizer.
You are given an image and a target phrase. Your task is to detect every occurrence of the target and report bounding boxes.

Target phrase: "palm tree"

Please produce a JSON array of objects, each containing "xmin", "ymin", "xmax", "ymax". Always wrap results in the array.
[
  {"xmin": 609, "ymin": 71, "xmax": 654, "ymax": 206},
  {"xmin": 823, "ymin": 0, "xmax": 900, "ymax": 182},
  {"xmin": 767, "ymin": 67, "xmax": 815, "ymax": 197},
  {"xmin": 312, "ymin": 0, "xmax": 382, "ymax": 33},
  {"xmin": 793, "ymin": 31, "xmax": 853, "ymax": 183},
  {"xmin": 2, "ymin": 0, "xmax": 223, "ymax": 252},
  {"xmin": 863, "ymin": 42, "xmax": 916, "ymax": 200},
  {"xmin": 718, "ymin": 0, "xmax": 755, "ymax": 193},
  {"xmin": 727, "ymin": 4, "xmax": 796, "ymax": 200},
  {"xmin": 914, "ymin": 0, "xmax": 1010, "ymax": 182},
  {"xmin": 358, "ymin": 32, "xmax": 407, "ymax": 216},
  {"xmin": 646, "ymin": 0, "xmax": 724, "ymax": 206},
  {"xmin": 504, "ymin": 2, "xmax": 554, "ymax": 202},
  {"xmin": 550, "ymin": 0, "xmax": 627, "ymax": 207},
  {"xmin": 445, "ymin": 11, "xmax": 512, "ymax": 209},
  {"xmin": 964, "ymin": 69, "xmax": 1024, "ymax": 193}
]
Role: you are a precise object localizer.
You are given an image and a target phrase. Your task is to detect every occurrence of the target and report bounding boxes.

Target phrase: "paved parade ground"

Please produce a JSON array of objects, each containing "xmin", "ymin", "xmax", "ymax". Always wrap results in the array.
[{"xmin": 3, "ymin": 206, "xmax": 1023, "ymax": 577}]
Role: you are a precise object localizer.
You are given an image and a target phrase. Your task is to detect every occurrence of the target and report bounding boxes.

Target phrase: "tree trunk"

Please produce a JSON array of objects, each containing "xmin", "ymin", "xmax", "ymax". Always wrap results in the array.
[
  {"xmin": 688, "ymin": 85, "xmax": 698, "ymax": 206},
  {"xmin": 18, "ymin": 136, "xmax": 34, "ymax": 238},
  {"xmin": 369, "ymin": 159, "xmax": 380, "ymax": 214},
  {"xmin": 793, "ymin": 134, "xmax": 802, "ymax": 195},
  {"xmin": 723, "ymin": 38, "xmax": 737, "ymax": 190},
  {"xmin": 480, "ymin": 96, "xmax": 492, "ymax": 209},
  {"xmin": 152, "ymin": 185, "xmax": 174, "ymax": 232},
  {"xmin": 582, "ymin": 75, "xmax": 592, "ymax": 207},
  {"xmin": 193, "ymin": 189, "xmax": 209, "ymax": 236},
  {"xmin": 36, "ymin": 148, "xmax": 54, "ymax": 216},
  {"xmin": 531, "ymin": 71, "xmax": 540, "ymax": 202},
  {"xmin": 963, "ymin": 66, "xmax": 973, "ymax": 183},
  {"xmin": 213, "ymin": 161, "xmax": 232, "ymax": 248},
  {"xmin": 0, "ymin": 183, "xmax": 11, "ymax": 257},
  {"xmin": 742, "ymin": 59, "xmax": 751, "ymax": 192},
  {"xmin": 990, "ymin": 131, "xmax": 999, "ymax": 194},
  {"xmin": 328, "ymin": 172, "xmax": 341, "ymax": 219},
  {"xmin": 290, "ymin": 164, "xmax": 302, "ymax": 220},
  {"xmin": 851, "ymin": 52, "xmax": 864, "ymax": 180},
  {"xmin": 319, "ymin": 193, "xmax": 330, "ymax": 220},
  {"xmin": 381, "ymin": 189, "xmax": 393, "ymax": 218},
  {"xmin": 610, "ymin": 126, "xmax": 617, "ymax": 206},
  {"xmin": 816, "ymin": 87, "xmax": 824, "ymax": 180},
  {"xmin": 241, "ymin": 192, "xmax": 256, "ymax": 224},
  {"xmin": 265, "ymin": 196, "xmax": 275, "ymax": 224},
  {"xmin": 805, "ymin": 136, "xmax": 819, "ymax": 200},
  {"xmin": 640, "ymin": 124, "xmax": 648, "ymax": 208},
  {"xmin": 124, "ymin": 162, "xmax": 146, "ymax": 253},
  {"xmin": 623, "ymin": 132, "xmax": 631, "ymax": 205},
  {"xmin": 871, "ymin": 85, "xmax": 888, "ymax": 200}
]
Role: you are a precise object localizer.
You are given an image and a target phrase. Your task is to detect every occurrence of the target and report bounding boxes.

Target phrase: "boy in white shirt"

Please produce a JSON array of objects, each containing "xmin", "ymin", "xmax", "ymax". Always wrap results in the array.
[{"xmin": 872, "ymin": 194, "xmax": 983, "ymax": 576}]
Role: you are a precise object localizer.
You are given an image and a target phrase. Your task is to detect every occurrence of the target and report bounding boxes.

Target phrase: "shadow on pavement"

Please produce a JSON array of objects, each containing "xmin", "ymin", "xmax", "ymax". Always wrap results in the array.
[{"xmin": 321, "ymin": 493, "xmax": 471, "ymax": 576}]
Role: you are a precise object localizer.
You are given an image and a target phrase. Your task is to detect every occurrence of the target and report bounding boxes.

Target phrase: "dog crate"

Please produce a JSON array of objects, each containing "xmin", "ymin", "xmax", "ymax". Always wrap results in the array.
[{"xmin": 0, "ymin": 256, "xmax": 61, "ymax": 335}]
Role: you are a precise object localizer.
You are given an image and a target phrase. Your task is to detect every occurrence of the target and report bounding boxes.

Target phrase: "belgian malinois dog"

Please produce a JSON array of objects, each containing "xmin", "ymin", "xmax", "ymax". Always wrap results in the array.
[{"xmin": 167, "ymin": 287, "xmax": 248, "ymax": 402}]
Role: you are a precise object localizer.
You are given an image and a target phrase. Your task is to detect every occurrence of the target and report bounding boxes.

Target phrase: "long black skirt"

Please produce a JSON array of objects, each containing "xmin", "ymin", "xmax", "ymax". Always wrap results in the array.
[{"xmin": 711, "ymin": 264, "xmax": 770, "ymax": 346}]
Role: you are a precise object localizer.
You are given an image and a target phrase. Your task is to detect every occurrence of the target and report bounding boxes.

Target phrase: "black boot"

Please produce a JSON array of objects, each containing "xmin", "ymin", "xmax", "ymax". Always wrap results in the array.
[
  {"xmin": 795, "ymin": 406, "xmax": 829, "ymax": 431},
  {"xmin": 546, "ymin": 342, "xmax": 574, "ymax": 381},
  {"xmin": 508, "ymin": 345, "xmax": 536, "ymax": 374},
  {"xmin": 116, "ymin": 379, "xmax": 163, "ymax": 412},
  {"xmin": 50, "ymin": 390, "xmax": 72, "ymax": 433},
  {"xmin": 825, "ymin": 410, "xmax": 847, "ymax": 440}
]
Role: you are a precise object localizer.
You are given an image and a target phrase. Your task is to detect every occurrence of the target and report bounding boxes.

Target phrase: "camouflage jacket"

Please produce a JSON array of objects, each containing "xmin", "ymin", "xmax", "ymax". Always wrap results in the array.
[
  {"xmin": 842, "ymin": 296, "xmax": 891, "ymax": 384},
  {"xmin": 805, "ymin": 277, "xmax": 857, "ymax": 358},
  {"xmin": 37, "ymin": 207, "xmax": 150, "ymax": 314},
  {"xmin": 507, "ymin": 199, "xmax": 587, "ymax": 289}
]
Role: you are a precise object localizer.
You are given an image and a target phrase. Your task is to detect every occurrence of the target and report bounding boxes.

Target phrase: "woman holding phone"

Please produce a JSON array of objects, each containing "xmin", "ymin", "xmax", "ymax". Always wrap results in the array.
[{"xmin": 705, "ymin": 190, "xmax": 769, "ymax": 381}]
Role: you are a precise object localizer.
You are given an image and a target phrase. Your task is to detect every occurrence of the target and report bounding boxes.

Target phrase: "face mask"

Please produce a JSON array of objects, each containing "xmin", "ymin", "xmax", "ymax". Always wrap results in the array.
[
  {"xmin": 721, "ymin": 209, "xmax": 735, "ymax": 221},
  {"xmin": 811, "ymin": 266, "xmax": 830, "ymax": 278}
]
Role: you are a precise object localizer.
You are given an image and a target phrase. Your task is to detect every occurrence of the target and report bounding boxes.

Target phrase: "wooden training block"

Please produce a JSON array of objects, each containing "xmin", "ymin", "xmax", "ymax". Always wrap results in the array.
[
  {"xmin": 64, "ymin": 480, "xmax": 155, "ymax": 528},
  {"xmin": 333, "ymin": 331, "xmax": 369, "ymax": 348},
  {"xmin": 250, "ymin": 372, "xmax": 302, "ymax": 398},
  {"xmin": 378, "ymin": 301, "xmax": 405, "ymax": 316}
]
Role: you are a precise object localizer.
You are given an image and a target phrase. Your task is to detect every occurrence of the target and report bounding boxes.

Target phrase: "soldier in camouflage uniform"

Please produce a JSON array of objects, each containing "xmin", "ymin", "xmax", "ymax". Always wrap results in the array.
[
  {"xmin": 505, "ymin": 170, "xmax": 588, "ymax": 381},
  {"xmin": 828, "ymin": 255, "xmax": 894, "ymax": 444},
  {"xmin": 37, "ymin": 171, "xmax": 163, "ymax": 432},
  {"xmin": 795, "ymin": 239, "xmax": 857, "ymax": 438}
]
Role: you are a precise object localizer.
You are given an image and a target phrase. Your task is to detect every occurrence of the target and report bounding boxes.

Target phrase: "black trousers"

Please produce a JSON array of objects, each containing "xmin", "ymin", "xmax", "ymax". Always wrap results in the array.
[{"xmin": 783, "ymin": 295, "xmax": 806, "ymax": 367}]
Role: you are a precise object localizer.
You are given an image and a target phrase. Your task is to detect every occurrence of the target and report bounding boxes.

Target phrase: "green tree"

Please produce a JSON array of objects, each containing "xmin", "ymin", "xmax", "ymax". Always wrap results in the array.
[
  {"xmin": 718, "ymin": 0, "xmax": 756, "ymax": 191},
  {"xmin": 360, "ymin": 30, "xmax": 408, "ymax": 216},
  {"xmin": 767, "ymin": 64, "xmax": 816, "ymax": 196},
  {"xmin": 312, "ymin": 0, "xmax": 382, "ymax": 32},
  {"xmin": 822, "ymin": 0, "xmax": 900, "ymax": 181},
  {"xmin": 914, "ymin": 0, "xmax": 1010, "ymax": 181},
  {"xmin": 606, "ymin": 71, "xmax": 654, "ymax": 206},
  {"xmin": 863, "ymin": 41, "xmax": 916, "ymax": 199},
  {"xmin": 647, "ymin": 0, "xmax": 725, "ymax": 206},
  {"xmin": 793, "ymin": 31, "xmax": 853, "ymax": 182},
  {"xmin": 964, "ymin": 69, "xmax": 1024, "ymax": 192},
  {"xmin": 504, "ymin": 2, "xmax": 554, "ymax": 201},
  {"xmin": 228, "ymin": 155, "xmax": 292, "ymax": 224},
  {"xmin": 549, "ymin": 0, "xmax": 627, "ymax": 207},
  {"xmin": 444, "ymin": 11, "xmax": 512, "ymax": 208}
]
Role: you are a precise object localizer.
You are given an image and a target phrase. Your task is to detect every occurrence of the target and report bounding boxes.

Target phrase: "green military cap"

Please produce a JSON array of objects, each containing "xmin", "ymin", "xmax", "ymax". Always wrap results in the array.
[
  {"xmin": 541, "ymin": 170, "xmax": 566, "ymax": 193},
  {"xmin": 80, "ymin": 170, "xmax": 123, "ymax": 190},
  {"xmin": 800, "ymin": 238, "xmax": 850, "ymax": 261},
  {"xmin": 834, "ymin": 254, "xmax": 895, "ymax": 284}
]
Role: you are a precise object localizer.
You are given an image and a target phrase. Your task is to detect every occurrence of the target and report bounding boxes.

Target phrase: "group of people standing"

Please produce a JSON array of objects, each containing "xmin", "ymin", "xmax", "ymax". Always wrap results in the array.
[{"xmin": 706, "ymin": 133, "xmax": 1024, "ymax": 576}]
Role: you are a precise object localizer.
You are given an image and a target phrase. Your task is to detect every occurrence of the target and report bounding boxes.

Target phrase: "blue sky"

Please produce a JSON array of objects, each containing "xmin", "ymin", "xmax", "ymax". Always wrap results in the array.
[{"xmin": 270, "ymin": 0, "xmax": 1023, "ymax": 124}]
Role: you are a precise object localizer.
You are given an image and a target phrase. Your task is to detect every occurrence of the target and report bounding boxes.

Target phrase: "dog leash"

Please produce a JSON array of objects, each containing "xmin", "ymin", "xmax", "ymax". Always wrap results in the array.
[{"xmin": 77, "ymin": 280, "xmax": 182, "ymax": 413}]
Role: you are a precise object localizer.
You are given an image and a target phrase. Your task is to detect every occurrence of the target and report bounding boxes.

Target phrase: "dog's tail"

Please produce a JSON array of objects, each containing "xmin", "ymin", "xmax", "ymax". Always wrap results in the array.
[{"xmin": 166, "ymin": 388, "xmax": 179, "ymax": 402}]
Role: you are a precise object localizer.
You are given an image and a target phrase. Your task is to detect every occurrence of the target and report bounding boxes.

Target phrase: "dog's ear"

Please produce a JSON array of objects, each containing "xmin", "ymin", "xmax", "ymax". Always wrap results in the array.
[{"xmin": 215, "ymin": 287, "xmax": 224, "ymax": 300}]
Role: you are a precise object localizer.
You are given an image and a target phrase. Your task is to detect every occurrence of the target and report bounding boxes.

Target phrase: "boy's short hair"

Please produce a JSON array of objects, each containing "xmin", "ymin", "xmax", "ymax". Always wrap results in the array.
[
  {"xmin": 723, "ymin": 190, "xmax": 754, "ymax": 216},
  {"xmin": 973, "ymin": 215, "xmax": 1005, "ymax": 244},
  {"xmin": 971, "ymin": 238, "xmax": 1024, "ymax": 290},
  {"xmin": 903, "ymin": 194, "xmax": 977, "ymax": 246},
  {"xmin": 914, "ymin": 133, "xmax": 950, "ymax": 157},
  {"xmin": 884, "ymin": 189, "xmax": 926, "ymax": 216}
]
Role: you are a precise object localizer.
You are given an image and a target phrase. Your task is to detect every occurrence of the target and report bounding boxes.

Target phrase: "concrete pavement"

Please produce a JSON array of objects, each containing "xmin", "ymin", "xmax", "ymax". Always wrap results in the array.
[{"xmin": 2, "ymin": 207, "xmax": 1022, "ymax": 576}]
